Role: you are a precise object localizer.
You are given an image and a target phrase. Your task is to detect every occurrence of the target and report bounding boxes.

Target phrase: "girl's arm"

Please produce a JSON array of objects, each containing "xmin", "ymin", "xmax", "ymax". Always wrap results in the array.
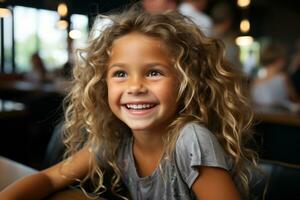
[
  {"xmin": 192, "ymin": 166, "xmax": 241, "ymax": 200},
  {"xmin": 0, "ymin": 148, "xmax": 91, "ymax": 200}
]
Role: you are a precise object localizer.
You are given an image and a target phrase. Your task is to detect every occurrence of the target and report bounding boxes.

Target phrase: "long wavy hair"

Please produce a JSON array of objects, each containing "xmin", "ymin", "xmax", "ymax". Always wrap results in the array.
[{"xmin": 62, "ymin": 7, "xmax": 258, "ymax": 199}]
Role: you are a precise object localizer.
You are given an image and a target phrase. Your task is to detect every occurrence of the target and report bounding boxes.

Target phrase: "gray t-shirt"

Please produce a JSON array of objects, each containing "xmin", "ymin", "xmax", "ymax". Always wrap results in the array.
[{"xmin": 116, "ymin": 123, "xmax": 231, "ymax": 200}]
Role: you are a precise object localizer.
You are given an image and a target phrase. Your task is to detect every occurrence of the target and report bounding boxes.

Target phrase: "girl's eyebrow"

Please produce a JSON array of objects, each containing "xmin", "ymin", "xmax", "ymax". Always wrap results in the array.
[
  {"xmin": 108, "ymin": 62, "xmax": 172, "ymax": 70},
  {"xmin": 108, "ymin": 63, "xmax": 127, "ymax": 69},
  {"xmin": 145, "ymin": 62, "xmax": 170, "ymax": 67}
]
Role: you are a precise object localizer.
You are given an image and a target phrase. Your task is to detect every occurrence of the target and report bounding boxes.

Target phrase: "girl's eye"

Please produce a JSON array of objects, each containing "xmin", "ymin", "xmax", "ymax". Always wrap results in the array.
[
  {"xmin": 113, "ymin": 71, "xmax": 127, "ymax": 78},
  {"xmin": 148, "ymin": 70, "xmax": 162, "ymax": 77}
]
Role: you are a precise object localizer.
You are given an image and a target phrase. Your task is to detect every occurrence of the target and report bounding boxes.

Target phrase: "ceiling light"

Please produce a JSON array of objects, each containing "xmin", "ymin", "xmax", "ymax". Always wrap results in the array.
[
  {"xmin": 56, "ymin": 19, "xmax": 68, "ymax": 30},
  {"xmin": 57, "ymin": 2, "xmax": 68, "ymax": 17},
  {"xmin": 69, "ymin": 30, "xmax": 82, "ymax": 40},
  {"xmin": 240, "ymin": 19, "xmax": 250, "ymax": 33},
  {"xmin": 0, "ymin": 7, "xmax": 10, "ymax": 18},
  {"xmin": 237, "ymin": 0, "xmax": 251, "ymax": 8}
]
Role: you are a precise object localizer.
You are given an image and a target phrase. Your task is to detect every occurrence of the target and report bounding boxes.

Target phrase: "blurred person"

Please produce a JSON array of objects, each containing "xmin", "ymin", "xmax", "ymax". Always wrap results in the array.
[
  {"xmin": 178, "ymin": 0, "xmax": 213, "ymax": 36},
  {"xmin": 251, "ymin": 42, "xmax": 300, "ymax": 111},
  {"xmin": 61, "ymin": 37, "xmax": 75, "ymax": 80},
  {"xmin": 142, "ymin": 0, "xmax": 178, "ymax": 13},
  {"xmin": 90, "ymin": 1, "xmax": 179, "ymax": 40},
  {"xmin": 25, "ymin": 52, "xmax": 48, "ymax": 83},
  {"xmin": 290, "ymin": 38, "xmax": 300, "ymax": 95},
  {"xmin": 211, "ymin": 2, "xmax": 242, "ymax": 68}
]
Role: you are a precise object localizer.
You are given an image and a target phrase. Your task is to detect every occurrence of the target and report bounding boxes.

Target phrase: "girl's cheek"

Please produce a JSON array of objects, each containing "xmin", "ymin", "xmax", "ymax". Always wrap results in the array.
[{"xmin": 108, "ymin": 84, "xmax": 122, "ymax": 102}]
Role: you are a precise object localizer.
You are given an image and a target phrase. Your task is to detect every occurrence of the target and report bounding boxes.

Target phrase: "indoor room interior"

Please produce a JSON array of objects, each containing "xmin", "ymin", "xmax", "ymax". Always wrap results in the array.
[{"xmin": 0, "ymin": 0, "xmax": 300, "ymax": 199}]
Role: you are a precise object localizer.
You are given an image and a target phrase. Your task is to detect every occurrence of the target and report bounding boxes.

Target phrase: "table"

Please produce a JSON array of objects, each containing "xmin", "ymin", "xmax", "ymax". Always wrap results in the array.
[
  {"xmin": 0, "ymin": 156, "xmax": 99, "ymax": 200},
  {"xmin": 254, "ymin": 106, "xmax": 300, "ymax": 127},
  {"xmin": 0, "ymin": 156, "xmax": 36, "ymax": 190},
  {"xmin": 0, "ymin": 80, "xmax": 67, "ymax": 95},
  {"xmin": 253, "ymin": 106, "xmax": 300, "ymax": 164}
]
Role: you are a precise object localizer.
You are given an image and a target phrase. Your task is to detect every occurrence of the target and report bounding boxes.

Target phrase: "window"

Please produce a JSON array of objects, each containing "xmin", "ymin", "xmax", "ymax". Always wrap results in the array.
[
  {"xmin": 14, "ymin": 6, "xmax": 38, "ymax": 72},
  {"xmin": 6, "ymin": 6, "xmax": 89, "ymax": 73},
  {"xmin": 70, "ymin": 14, "xmax": 89, "ymax": 50},
  {"xmin": 37, "ymin": 9, "xmax": 68, "ymax": 71},
  {"xmin": 3, "ymin": 12, "xmax": 13, "ymax": 73}
]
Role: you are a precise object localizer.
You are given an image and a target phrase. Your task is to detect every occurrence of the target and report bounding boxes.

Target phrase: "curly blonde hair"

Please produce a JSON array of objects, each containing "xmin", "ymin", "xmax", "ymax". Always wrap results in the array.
[{"xmin": 63, "ymin": 7, "xmax": 258, "ymax": 199}]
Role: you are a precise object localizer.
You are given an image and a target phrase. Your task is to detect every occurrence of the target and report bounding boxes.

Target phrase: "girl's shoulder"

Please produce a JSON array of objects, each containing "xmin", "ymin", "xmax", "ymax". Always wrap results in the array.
[
  {"xmin": 176, "ymin": 122, "xmax": 227, "ymax": 156},
  {"xmin": 176, "ymin": 122, "xmax": 223, "ymax": 151},
  {"xmin": 178, "ymin": 122, "xmax": 211, "ymax": 136},
  {"xmin": 174, "ymin": 122, "xmax": 230, "ymax": 188}
]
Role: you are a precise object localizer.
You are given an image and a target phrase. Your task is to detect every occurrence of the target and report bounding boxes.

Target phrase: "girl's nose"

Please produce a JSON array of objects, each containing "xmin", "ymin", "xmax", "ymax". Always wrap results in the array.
[{"xmin": 126, "ymin": 77, "xmax": 147, "ymax": 95}]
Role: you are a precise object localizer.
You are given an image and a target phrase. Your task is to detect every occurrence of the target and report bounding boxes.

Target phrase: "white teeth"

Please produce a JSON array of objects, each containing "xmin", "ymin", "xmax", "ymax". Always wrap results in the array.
[{"xmin": 126, "ymin": 104, "xmax": 154, "ymax": 110}]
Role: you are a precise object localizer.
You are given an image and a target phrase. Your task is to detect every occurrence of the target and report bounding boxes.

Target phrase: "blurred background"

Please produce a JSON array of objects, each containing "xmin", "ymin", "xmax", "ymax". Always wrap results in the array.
[{"xmin": 0, "ymin": 0, "xmax": 299, "ymax": 198}]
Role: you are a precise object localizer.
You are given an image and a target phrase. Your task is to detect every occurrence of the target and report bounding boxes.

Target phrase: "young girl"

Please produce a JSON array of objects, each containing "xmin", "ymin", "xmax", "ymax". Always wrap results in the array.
[{"xmin": 0, "ymin": 8, "xmax": 259, "ymax": 200}]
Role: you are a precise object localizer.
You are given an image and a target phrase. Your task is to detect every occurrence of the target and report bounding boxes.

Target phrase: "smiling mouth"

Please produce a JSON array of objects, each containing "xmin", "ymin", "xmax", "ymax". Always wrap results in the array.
[{"xmin": 125, "ymin": 103, "xmax": 156, "ymax": 110}]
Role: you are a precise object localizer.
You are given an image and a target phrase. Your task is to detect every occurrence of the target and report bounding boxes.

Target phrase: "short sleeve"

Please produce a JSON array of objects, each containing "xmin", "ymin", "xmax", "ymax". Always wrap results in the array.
[{"xmin": 175, "ymin": 123, "xmax": 229, "ymax": 188}]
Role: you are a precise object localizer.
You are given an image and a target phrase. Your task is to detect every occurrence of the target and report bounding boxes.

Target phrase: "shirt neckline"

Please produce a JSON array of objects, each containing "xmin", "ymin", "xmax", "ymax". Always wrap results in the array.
[{"xmin": 129, "ymin": 136, "xmax": 161, "ymax": 182}]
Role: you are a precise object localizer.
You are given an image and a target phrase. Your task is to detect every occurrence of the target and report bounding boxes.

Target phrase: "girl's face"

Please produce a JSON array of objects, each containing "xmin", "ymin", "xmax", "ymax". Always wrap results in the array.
[{"xmin": 106, "ymin": 32, "xmax": 179, "ymax": 135}]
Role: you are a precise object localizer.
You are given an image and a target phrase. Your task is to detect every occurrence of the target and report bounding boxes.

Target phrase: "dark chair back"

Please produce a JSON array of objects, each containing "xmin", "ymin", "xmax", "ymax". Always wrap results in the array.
[
  {"xmin": 259, "ymin": 159, "xmax": 300, "ymax": 200},
  {"xmin": 43, "ymin": 121, "xmax": 65, "ymax": 168}
]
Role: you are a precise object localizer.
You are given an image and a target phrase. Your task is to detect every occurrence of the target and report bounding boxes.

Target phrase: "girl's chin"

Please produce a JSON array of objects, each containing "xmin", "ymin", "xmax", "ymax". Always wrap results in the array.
[{"xmin": 124, "ymin": 121, "xmax": 157, "ymax": 133}]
